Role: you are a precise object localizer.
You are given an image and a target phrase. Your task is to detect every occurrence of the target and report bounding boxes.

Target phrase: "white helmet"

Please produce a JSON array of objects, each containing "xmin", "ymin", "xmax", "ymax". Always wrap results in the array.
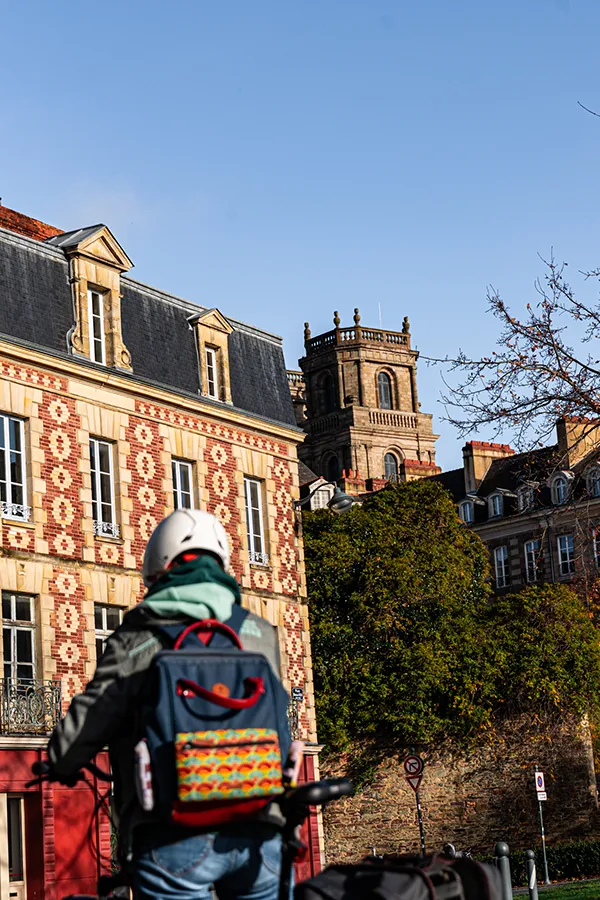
[{"xmin": 142, "ymin": 509, "xmax": 231, "ymax": 586}]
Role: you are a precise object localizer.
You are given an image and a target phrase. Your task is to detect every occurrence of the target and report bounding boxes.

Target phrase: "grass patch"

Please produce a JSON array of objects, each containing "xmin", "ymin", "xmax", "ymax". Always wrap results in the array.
[{"xmin": 517, "ymin": 882, "xmax": 600, "ymax": 900}]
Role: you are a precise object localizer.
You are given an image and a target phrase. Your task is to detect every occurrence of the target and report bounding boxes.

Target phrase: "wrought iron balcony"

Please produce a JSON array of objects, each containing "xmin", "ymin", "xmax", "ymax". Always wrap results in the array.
[
  {"xmin": 1, "ymin": 501, "xmax": 32, "ymax": 522},
  {"xmin": 0, "ymin": 678, "xmax": 62, "ymax": 735},
  {"xmin": 94, "ymin": 520, "xmax": 120, "ymax": 538},
  {"xmin": 248, "ymin": 549, "xmax": 269, "ymax": 566}
]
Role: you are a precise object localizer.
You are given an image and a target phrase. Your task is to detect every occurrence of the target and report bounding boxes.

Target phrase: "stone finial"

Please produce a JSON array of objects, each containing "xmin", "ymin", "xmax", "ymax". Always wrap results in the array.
[
  {"xmin": 333, "ymin": 311, "xmax": 341, "ymax": 327},
  {"xmin": 402, "ymin": 316, "xmax": 410, "ymax": 334},
  {"xmin": 353, "ymin": 308, "xmax": 361, "ymax": 326},
  {"xmin": 304, "ymin": 322, "xmax": 311, "ymax": 342}
]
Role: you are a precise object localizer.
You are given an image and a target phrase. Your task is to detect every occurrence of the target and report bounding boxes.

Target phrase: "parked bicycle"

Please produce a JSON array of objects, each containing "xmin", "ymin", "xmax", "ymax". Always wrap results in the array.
[{"xmin": 28, "ymin": 759, "xmax": 353, "ymax": 900}]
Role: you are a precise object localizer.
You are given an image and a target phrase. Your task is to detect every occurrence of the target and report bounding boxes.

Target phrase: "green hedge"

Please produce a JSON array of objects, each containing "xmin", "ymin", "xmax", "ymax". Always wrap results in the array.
[{"xmin": 494, "ymin": 840, "xmax": 600, "ymax": 886}]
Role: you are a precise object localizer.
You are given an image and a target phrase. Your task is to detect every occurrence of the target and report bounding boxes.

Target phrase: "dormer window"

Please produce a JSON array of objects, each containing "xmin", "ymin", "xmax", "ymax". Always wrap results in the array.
[
  {"xmin": 189, "ymin": 309, "xmax": 233, "ymax": 404},
  {"xmin": 518, "ymin": 486, "xmax": 534, "ymax": 511},
  {"xmin": 489, "ymin": 494, "xmax": 503, "ymax": 518},
  {"xmin": 459, "ymin": 500, "xmax": 474, "ymax": 524},
  {"xmin": 588, "ymin": 467, "xmax": 600, "ymax": 498},
  {"xmin": 88, "ymin": 289, "xmax": 106, "ymax": 364},
  {"xmin": 551, "ymin": 474, "xmax": 570, "ymax": 505},
  {"xmin": 205, "ymin": 347, "xmax": 219, "ymax": 399}
]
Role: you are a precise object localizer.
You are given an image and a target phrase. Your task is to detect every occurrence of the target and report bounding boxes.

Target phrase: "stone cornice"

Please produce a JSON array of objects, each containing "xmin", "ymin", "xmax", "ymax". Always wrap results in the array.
[{"xmin": 0, "ymin": 336, "xmax": 304, "ymax": 445}]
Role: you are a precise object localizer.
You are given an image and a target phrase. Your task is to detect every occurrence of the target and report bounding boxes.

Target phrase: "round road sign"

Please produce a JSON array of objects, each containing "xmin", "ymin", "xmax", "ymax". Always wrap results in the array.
[{"xmin": 404, "ymin": 755, "xmax": 424, "ymax": 776}]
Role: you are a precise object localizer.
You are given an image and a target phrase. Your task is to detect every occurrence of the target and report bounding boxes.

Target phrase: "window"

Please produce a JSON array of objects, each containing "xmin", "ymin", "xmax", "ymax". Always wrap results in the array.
[
  {"xmin": 311, "ymin": 485, "xmax": 334, "ymax": 510},
  {"xmin": 518, "ymin": 487, "xmax": 534, "ymax": 511},
  {"xmin": 321, "ymin": 372, "xmax": 337, "ymax": 414},
  {"xmin": 557, "ymin": 534, "xmax": 575, "ymax": 576},
  {"xmin": 594, "ymin": 530, "xmax": 600, "ymax": 569},
  {"xmin": 378, "ymin": 372, "xmax": 392, "ymax": 410},
  {"xmin": 588, "ymin": 468, "xmax": 600, "ymax": 498},
  {"xmin": 459, "ymin": 501, "xmax": 474, "ymax": 524},
  {"xmin": 245, "ymin": 477, "xmax": 268, "ymax": 565},
  {"xmin": 0, "ymin": 414, "xmax": 29, "ymax": 522},
  {"xmin": 553, "ymin": 475, "xmax": 569, "ymax": 505},
  {"xmin": 95, "ymin": 604, "xmax": 122, "ymax": 660},
  {"xmin": 88, "ymin": 289, "xmax": 106, "ymax": 364},
  {"xmin": 205, "ymin": 347, "xmax": 219, "ymax": 399},
  {"xmin": 325, "ymin": 454, "xmax": 340, "ymax": 483},
  {"xmin": 90, "ymin": 438, "xmax": 119, "ymax": 538},
  {"xmin": 494, "ymin": 545, "xmax": 510, "ymax": 588},
  {"xmin": 384, "ymin": 453, "xmax": 398, "ymax": 480},
  {"xmin": 489, "ymin": 494, "xmax": 503, "ymax": 518},
  {"xmin": 172, "ymin": 459, "xmax": 193, "ymax": 510},
  {"xmin": 524, "ymin": 539, "xmax": 540, "ymax": 583},
  {"xmin": 7, "ymin": 796, "xmax": 25, "ymax": 884},
  {"xmin": 2, "ymin": 592, "xmax": 35, "ymax": 684}
]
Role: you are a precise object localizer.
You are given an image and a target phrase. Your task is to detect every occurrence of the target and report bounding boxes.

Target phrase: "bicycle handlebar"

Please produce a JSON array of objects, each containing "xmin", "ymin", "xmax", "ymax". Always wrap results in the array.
[
  {"xmin": 28, "ymin": 759, "xmax": 113, "ymax": 787},
  {"xmin": 282, "ymin": 777, "xmax": 354, "ymax": 811}
]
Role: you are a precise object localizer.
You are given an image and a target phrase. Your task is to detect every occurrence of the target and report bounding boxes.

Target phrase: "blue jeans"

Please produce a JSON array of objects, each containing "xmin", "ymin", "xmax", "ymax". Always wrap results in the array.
[{"xmin": 133, "ymin": 826, "xmax": 283, "ymax": 900}]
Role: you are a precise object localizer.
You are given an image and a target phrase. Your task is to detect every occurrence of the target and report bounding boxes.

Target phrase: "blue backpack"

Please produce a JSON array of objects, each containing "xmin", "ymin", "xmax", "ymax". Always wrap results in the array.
[{"xmin": 136, "ymin": 605, "xmax": 292, "ymax": 828}]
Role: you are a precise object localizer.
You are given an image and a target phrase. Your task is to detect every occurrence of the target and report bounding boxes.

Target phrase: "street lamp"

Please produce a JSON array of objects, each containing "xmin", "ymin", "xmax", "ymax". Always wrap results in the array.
[{"xmin": 293, "ymin": 482, "xmax": 356, "ymax": 515}]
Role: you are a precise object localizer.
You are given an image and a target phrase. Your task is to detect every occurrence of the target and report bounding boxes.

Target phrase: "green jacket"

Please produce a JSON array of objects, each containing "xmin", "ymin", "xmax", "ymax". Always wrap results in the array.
[{"xmin": 47, "ymin": 575, "xmax": 281, "ymax": 848}]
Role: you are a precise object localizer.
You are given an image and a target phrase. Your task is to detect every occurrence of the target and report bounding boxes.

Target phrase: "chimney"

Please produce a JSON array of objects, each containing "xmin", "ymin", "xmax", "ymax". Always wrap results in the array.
[
  {"xmin": 463, "ymin": 441, "xmax": 514, "ymax": 494},
  {"xmin": 556, "ymin": 417, "xmax": 600, "ymax": 468}
]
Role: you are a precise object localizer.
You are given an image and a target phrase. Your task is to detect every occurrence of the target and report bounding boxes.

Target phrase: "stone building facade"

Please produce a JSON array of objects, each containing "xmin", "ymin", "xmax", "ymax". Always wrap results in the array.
[
  {"xmin": 288, "ymin": 310, "xmax": 440, "ymax": 487},
  {"xmin": 0, "ymin": 205, "xmax": 321, "ymax": 897},
  {"xmin": 434, "ymin": 421, "xmax": 600, "ymax": 595}
]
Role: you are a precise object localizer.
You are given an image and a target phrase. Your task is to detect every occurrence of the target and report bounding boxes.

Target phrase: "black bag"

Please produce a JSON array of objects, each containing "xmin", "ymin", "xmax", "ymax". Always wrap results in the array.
[{"xmin": 294, "ymin": 854, "xmax": 502, "ymax": 900}]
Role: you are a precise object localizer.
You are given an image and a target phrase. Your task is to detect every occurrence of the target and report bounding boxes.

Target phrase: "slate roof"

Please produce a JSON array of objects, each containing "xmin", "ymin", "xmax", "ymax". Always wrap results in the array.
[
  {"xmin": 45, "ymin": 225, "xmax": 107, "ymax": 251},
  {"xmin": 298, "ymin": 460, "xmax": 319, "ymax": 487},
  {"xmin": 0, "ymin": 226, "xmax": 297, "ymax": 429},
  {"xmin": 432, "ymin": 467, "xmax": 464, "ymax": 502}
]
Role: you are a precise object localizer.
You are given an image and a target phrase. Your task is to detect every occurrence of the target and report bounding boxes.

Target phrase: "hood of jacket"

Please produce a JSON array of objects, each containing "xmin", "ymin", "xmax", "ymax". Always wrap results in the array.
[{"xmin": 140, "ymin": 554, "xmax": 241, "ymax": 621}]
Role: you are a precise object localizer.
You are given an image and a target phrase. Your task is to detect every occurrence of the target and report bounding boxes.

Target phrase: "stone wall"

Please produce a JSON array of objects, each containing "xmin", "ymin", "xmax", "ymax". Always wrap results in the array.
[{"xmin": 323, "ymin": 718, "xmax": 600, "ymax": 862}]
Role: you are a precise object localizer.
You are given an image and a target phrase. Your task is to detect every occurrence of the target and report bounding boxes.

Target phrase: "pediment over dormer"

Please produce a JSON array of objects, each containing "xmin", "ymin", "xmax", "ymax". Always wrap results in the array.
[
  {"xmin": 46, "ymin": 224, "xmax": 133, "ymax": 272},
  {"xmin": 188, "ymin": 308, "xmax": 234, "ymax": 335}
]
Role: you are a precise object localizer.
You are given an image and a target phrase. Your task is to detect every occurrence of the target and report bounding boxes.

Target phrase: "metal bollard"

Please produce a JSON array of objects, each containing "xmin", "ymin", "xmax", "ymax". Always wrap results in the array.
[
  {"xmin": 525, "ymin": 850, "xmax": 539, "ymax": 900},
  {"xmin": 494, "ymin": 842, "xmax": 513, "ymax": 900}
]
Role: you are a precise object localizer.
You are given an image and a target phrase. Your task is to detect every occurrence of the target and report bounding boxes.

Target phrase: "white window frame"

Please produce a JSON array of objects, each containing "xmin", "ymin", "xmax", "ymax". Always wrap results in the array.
[
  {"xmin": 459, "ymin": 501, "xmax": 474, "ymax": 524},
  {"xmin": 494, "ymin": 545, "xmax": 510, "ymax": 588},
  {"xmin": 2, "ymin": 592, "xmax": 36, "ymax": 685},
  {"xmin": 524, "ymin": 539, "xmax": 540, "ymax": 583},
  {"xmin": 90, "ymin": 438, "xmax": 119, "ymax": 538},
  {"xmin": 557, "ymin": 534, "xmax": 575, "ymax": 576},
  {"xmin": 94, "ymin": 604, "xmax": 123, "ymax": 659},
  {"xmin": 489, "ymin": 494, "xmax": 503, "ymax": 518},
  {"xmin": 518, "ymin": 487, "xmax": 533, "ymax": 511},
  {"xmin": 88, "ymin": 289, "xmax": 106, "ymax": 365},
  {"xmin": 552, "ymin": 475, "xmax": 569, "ymax": 505},
  {"xmin": 172, "ymin": 459, "xmax": 194, "ymax": 510},
  {"xmin": 588, "ymin": 468, "xmax": 600, "ymax": 499},
  {"xmin": 0, "ymin": 414, "xmax": 29, "ymax": 522},
  {"xmin": 244, "ymin": 476, "xmax": 268, "ymax": 566},
  {"xmin": 205, "ymin": 347, "xmax": 219, "ymax": 399}
]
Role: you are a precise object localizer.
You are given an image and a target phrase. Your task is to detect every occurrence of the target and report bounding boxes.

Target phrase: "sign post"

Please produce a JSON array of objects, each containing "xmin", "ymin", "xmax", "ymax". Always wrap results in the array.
[
  {"xmin": 404, "ymin": 754, "xmax": 426, "ymax": 855},
  {"xmin": 534, "ymin": 766, "xmax": 550, "ymax": 885}
]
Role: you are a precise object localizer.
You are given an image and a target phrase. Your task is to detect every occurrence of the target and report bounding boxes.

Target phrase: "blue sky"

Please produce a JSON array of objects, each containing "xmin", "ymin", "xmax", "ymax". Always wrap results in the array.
[{"xmin": 1, "ymin": 0, "xmax": 599, "ymax": 469}]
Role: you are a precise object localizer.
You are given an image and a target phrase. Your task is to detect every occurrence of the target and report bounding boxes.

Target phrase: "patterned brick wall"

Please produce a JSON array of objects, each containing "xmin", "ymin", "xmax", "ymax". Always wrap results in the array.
[{"xmin": 0, "ymin": 351, "xmax": 315, "ymax": 740}]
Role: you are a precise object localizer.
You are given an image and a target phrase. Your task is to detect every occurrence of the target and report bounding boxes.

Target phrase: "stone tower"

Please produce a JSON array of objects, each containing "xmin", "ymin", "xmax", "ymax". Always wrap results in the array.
[{"xmin": 288, "ymin": 310, "xmax": 440, "ymax": 486}]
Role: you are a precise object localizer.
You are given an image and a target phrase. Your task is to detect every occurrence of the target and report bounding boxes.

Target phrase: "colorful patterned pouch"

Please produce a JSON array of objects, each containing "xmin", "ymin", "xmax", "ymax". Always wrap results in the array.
[{"xmin": 175, "ymin": 727, "xmax": 283, "ymax": 803}]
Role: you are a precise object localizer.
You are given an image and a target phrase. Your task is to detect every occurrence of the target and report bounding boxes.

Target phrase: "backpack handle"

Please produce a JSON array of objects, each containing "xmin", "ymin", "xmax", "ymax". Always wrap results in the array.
[
  {"xmin": 174, "ymin": 619, "xmax": 243, "ymax": 650},
  {"xmin": 177, "ymin": 676, "xmax": 265, "ymax": 709}
]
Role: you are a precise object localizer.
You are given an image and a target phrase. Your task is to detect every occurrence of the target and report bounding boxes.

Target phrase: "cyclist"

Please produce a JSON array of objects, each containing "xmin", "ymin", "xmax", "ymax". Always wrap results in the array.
[{"xmin": 47, "ymin": 509, "xmax": 287, "ymax": 900}]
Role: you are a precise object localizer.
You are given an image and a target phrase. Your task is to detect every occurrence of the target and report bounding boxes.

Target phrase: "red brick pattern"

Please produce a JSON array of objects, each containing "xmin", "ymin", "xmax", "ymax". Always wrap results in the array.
[
  {"xmin": 127, "ymin": 417, "xmax": 164, "ymax": 569},
  {"xmin": 204, "ymin": 436, "xmax": 245, "ymax": 582},
  {"xmin": 50, "ymin": 568, "xmax": 88, "ymax": 705},
  {"xmin": 272, "ymin": 459, "xmax": 299, "ymax": 595},
  {"xmin": 0, "ymin": 357, "xmax": 65, "ymax": 392},
  {"xmin": 41, "ymin": 394, "xmax": 84, "ymax": 560},
  {"xmin": 0, "ymin": 204, "xmax": 62, "ymax": 241},
  {"xmin": 138, "ymin": 400, "xmax": 288, "ymax": 457}
]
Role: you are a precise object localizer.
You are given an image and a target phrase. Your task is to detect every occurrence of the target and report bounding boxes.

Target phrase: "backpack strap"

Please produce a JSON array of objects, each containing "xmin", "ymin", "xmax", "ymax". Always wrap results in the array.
[{"xmin": 146, "ymin": 604, "xmax": 250, "ymax": 650}]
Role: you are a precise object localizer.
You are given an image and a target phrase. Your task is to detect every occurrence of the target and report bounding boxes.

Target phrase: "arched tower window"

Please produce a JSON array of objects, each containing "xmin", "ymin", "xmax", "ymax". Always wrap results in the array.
[
  {"xmin": 384, "ymin": 453, "xmax": 398, "ymax": 480},
  {"xmin": 322, "ymin": 371, "xmax": 337, "ymax": 414},
  {"xmin": 378, "ymin": 372, "xmax": 392, "ymax": 410},
  {"xmin": 325, "ymin": 454, "xmax": 340, "ymax": 482}
]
